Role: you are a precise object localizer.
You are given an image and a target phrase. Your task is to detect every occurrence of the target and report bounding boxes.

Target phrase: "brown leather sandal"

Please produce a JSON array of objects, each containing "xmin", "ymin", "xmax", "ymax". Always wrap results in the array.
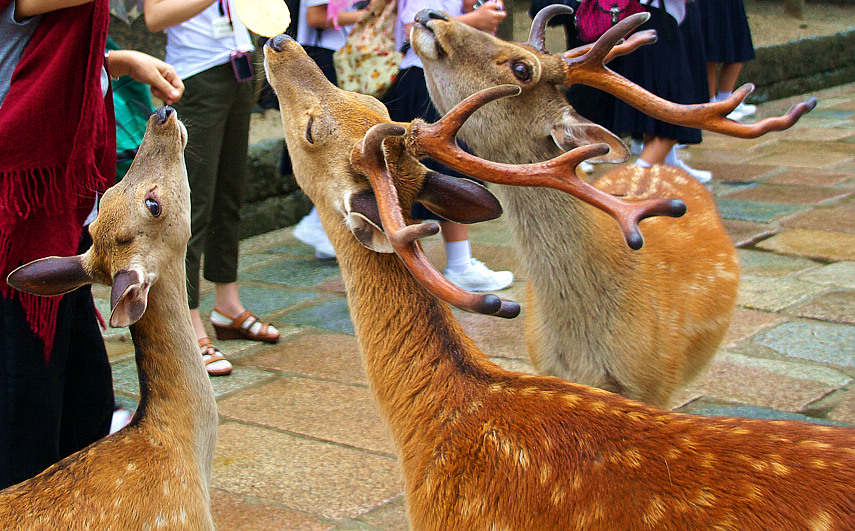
[
  {"xmin": 199, "ymin": 337, "xmax": 233, "ymax": 376},
  {"xmin": 211, "ymin": 308, "xmax": 280, "ymax": 343}
]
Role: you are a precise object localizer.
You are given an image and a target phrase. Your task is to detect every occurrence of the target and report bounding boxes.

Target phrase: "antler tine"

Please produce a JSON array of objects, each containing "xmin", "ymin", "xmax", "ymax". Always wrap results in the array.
[
  {"xmin": 563, "ymin": 29, "xmax": 657, "ymax": 63},
  {"xmin": 529, "ymin": 4, "xmax": 574, "ymax": 52},
  {"xmin": 562, "ymin": 14, "xmax": 817, "ymax": 139},
  {"xmin": 353, "ymin": 122, "xmax": 521, "ymax": 319},
  {"xmin": 407, "ymin": 85, "xmax": 686, "ymax": 249}
]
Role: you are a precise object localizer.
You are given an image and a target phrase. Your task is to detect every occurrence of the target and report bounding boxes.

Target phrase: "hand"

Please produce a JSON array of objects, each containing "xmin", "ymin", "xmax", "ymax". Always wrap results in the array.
[
  {"xmin": 460, "ymin": 1, "xmax": 506, "ymax": 33},
  {"xmin": 108, "ymin": 50, "xmax": 184, "ymax": 104}
]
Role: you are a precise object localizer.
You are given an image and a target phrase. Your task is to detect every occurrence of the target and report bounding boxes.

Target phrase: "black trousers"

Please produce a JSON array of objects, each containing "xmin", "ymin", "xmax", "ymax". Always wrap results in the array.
[{"xmin": 0, "ymin": 232, "xmax": 113, "ymax": 489}]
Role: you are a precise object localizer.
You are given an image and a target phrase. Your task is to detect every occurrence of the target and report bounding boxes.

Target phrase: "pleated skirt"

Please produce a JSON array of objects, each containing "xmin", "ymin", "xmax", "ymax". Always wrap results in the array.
[{"xmin": 697, "ymin": 0, "xmax": 756, "ymax": 63}]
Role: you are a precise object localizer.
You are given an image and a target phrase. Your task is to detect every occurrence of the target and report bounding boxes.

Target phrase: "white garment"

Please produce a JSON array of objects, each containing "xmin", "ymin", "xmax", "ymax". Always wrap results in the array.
[
  {"xmin": 296, "ymin": 0, "xmax": 353, "ymax": 50},
  {"xmin": 639, "ymin": 0, "xmax": 685, "ymax": 25},
  {"xmin": 396, "ymin": 0, "xmax": 463, "ymax": 70},
  {"xmin": 164, "ymin": 0, "xmax": 254, "ymax": 80}
]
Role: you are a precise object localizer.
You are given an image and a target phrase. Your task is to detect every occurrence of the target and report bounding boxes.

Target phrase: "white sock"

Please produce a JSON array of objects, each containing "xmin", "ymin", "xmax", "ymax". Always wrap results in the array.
[
  {"xmin": 664, "ymin": 146, "xmax": 680, "ymax": 166},
  {"xmin": 445, "ymin": 240, "xmax": 472, "ymax": 273},
  {"xmin": 716, "ymin": 91, "xmax": 732, "ymax": 102},
  {"xmin": 634, "ymin": 158, "xmax": 652, "ymax": 168}
]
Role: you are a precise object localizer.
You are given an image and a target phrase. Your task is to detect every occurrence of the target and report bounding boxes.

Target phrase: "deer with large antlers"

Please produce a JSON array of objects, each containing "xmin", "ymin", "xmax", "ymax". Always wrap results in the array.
[
  {"xmin": 264, "ymin": 33, "xmax": 853, "ymax": 529},
  {"xmin": 0, "ymin": 108, "xmax": 218, "ymax": 529},
  {"xmin": 409, "ymin": 8, "xmax": 817, "ymax": 407}
]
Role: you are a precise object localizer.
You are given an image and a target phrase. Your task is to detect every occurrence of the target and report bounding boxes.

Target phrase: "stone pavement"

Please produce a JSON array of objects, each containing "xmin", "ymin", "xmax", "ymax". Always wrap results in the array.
[{"xmin": 99, "ymin": 82, "xmax": 855, "ymax": 529}]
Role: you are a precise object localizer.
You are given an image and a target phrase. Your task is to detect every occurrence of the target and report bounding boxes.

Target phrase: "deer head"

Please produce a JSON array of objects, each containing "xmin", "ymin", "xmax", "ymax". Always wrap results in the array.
[
  {"xmin": 410, "ymin": 7, "xmax": 816, "ymax": 161},
  {"xmin": 263, "ymin": 35, "xmax": 684, "ymax": 318},
  {"xmin": 8, "ymin": 107, "xmax": 190, "ymax": 328}
]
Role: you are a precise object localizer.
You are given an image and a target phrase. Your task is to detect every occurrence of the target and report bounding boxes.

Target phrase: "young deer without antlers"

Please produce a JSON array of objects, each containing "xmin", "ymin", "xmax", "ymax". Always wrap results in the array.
[
  {"xmin": 410, "ymin": 8, "xmax": 817, "ymax": 407},
  {"xmin": 264, "ymin": 34, "xmax": 854, "ymax": 529},
  {"xmin": 0, "ymin": 108, "xmax": 218, "ymax": 529}
]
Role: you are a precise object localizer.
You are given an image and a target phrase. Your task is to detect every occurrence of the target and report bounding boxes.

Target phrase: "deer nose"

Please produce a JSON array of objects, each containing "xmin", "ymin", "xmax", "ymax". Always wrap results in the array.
[
  {"xmin": 415, "ymin": 9, "xmax": 448, "ymax": 25},
  {"xmin": 267, "ymin": 33, "xmax": 294, "ymax": 52},
  {"xmin": 154, "ymin": 106, "xmax": 175, "ymax": 124}
]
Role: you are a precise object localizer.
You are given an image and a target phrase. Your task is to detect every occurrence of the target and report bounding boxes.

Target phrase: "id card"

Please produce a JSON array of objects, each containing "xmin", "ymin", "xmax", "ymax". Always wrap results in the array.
[{"xmin": 212, "ymin": 15, "xmax": 234, "ymax": 39}]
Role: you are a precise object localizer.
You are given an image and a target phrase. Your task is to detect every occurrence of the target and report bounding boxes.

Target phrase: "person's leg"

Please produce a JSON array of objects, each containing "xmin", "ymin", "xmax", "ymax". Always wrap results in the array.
[
  {"xmin": 717, "ymin": 62, "xmax": 745, "ymax": 95},
  {"xmin": 706, "ymin": 61, "xmax": 719, "ymax": 100},
  {"xmin": 441, "ymin": 221, "xmax": 513, "ymax": 292},
  {"xmin": 637, "ymin": 135, "xmax": 676, "ymax": 166}
]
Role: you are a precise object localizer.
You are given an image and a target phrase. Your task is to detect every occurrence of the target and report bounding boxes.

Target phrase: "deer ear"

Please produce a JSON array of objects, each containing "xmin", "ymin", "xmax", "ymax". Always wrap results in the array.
[
  {"xmin": 110, "ymin": 269, "xmax": 151, "ymax": 328},
  {"xmin": 416, "ymin": 172, "xmax": 503, "ymax": 224},
  {"xmin": 6, "ymin": 255, "xmax": 92, "ymax": 296},
  {"xmin": 551, "ymin": 109, "xmax": 629, "ymax": 163},
  {"xmin": 347, "ymin": 190, "xmax": 395, "ymax": 253}
]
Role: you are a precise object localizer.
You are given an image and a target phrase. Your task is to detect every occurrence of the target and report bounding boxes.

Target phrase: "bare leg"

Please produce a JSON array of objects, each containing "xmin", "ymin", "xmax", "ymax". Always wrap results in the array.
[
  {"xmin": 440, "ymin": 221, "xmax": 468, "ymax": 243},
  {"xmin": 718, "ymin": 62, "xmax": 745, "ymax": 94},
  {"xmin": 639, "ymin": 135, "xmax": 677, "ymax": 165},
  {"xmin": 706, "ymin": 62, "xmax": 719, "ymax": 100}
]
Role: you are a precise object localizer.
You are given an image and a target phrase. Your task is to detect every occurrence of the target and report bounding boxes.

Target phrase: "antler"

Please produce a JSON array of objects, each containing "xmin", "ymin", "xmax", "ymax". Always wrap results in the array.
[
  {"xmin": 561, "ymin": 13, "xmax": 817, "ymax": 138},
  {"xmin": 406, "ymin": 85, "xmax": 686, "ymax": 250},
  {"xmin": 351, "ymin": 122, "xmax": 522, "ymax": 319}
]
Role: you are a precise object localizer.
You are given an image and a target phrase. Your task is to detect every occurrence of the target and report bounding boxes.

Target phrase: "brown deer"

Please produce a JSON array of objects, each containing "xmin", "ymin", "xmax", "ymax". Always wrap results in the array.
[
  {"xmin": 264, "ymin": 34, "xmax": 854, "ymax": 530},
  {"xmin": 409, "ymin": 8, "xmax": 817, "ymax": 407},
  {"xmin": 0, "ymin": 107, "xmax": 218, "ymax": 529}
]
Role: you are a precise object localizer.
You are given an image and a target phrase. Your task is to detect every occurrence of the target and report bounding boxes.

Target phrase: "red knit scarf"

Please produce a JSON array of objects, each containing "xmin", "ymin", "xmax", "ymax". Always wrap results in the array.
[{"xmin": 0, "ymin": 0, "xmax": 115, "ymax": 360}]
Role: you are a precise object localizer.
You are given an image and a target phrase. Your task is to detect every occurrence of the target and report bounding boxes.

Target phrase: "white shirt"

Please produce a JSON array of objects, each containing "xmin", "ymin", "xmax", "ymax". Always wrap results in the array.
[
  {"xmin": 164, "ymin": 0, "xmax": 254, "ymax": 80},
  {"xmin": 639, "ymin": 0, "xmax": 685, "ymax": 25},
  {"xmin": 296, "ymin": 0, "xmax": 353, "ymax": 50},
  {"xmin": 397, "ymin": 0, "xmax": 463, "ymax": 70}
]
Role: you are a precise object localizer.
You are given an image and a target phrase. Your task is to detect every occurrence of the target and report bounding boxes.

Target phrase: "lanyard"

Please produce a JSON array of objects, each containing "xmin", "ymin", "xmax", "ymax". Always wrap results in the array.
[{"xmin": 218, "ymin": 0, "xmax": 233, "ymax": 28}]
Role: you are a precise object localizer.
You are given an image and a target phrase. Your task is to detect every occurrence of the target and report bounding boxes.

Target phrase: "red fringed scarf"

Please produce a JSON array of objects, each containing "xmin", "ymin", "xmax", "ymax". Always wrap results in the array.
[{"xmin": 0, "ymin": 0, "xmax": 115, "ymax": 361}]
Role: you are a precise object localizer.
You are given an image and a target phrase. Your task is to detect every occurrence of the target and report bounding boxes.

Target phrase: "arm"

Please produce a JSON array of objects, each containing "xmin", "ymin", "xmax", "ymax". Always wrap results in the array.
[
  {"xmin": 142, "ymin": 0, "xmax": 217, "ymax": 33},
  {"xmin": 305, "ymin": 4, "xmax": 366, "ymax": 29},
  {"xmin": 403, "ymin": 1, "xmax": 506, "ymax": 36},
  {"xmin": 107, "ymin": 50, "xmax": 185, "ymax": 105},
  {"xmin": 15, "ymin": 0, "xmax": 91, "ymax": 17}
]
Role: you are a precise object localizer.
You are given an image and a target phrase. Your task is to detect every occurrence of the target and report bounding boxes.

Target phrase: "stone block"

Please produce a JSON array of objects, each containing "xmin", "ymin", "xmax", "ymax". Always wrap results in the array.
[
  {"xmin": 798, "ymin": 261, "xmax": 855, "ymax": 289},
  {"xmin": 252, "ymin": 333, "xmax": 368, "ymax": 385},
  {"xmin": 757, "ymin": 229, "xmax": 855, "ymax": 261},
  {"xmin": 753, "ymin": 320, "xmax": 855, "ymax": 368},
  {"xmin": 787, "ymin": 289, "xmax": 855, "ymax": 324},
  {"xmin": 737, "ymin": 274, "xmax": 825, "ymax": 312}
]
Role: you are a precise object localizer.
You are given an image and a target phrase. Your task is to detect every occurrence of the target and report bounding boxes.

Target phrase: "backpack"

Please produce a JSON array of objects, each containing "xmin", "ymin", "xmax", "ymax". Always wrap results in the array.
[
  {"xmin": 332, "ymin": 0, "xmax": 402, "ymax": 99},
  {"xmin": 574, "ymin": 0, "xmax": 646, "ymax": 43}
]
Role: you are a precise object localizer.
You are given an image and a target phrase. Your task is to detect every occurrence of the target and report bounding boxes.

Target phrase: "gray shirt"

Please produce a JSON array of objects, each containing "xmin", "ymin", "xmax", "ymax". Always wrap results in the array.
[{"xmin": 0, "ymin": 2, "xmax": 42, "ymax": 106}]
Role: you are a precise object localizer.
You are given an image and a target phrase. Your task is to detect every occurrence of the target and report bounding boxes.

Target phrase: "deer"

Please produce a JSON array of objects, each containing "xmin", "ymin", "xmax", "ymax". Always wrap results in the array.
[
  {"xmin": 264, "ymin": 33, "xmax": 854, "ymax": 530},
  {"xmin": 407, "ymin": 8, "xmax": 818, "ymax": 408},
  {"xmin": 0, "ymin": 107, "xmax": 218, "ymax": 530}
]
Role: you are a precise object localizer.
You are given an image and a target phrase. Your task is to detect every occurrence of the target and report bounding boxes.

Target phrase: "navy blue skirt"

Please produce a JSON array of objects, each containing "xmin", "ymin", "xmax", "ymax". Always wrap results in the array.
[
  {"xmin": 602, "ymin": 7, "xmax": 703, "ymax": 144},
  {"xmin": 697, "ymin": 0, "xmax": 756, "ymax": 64}
]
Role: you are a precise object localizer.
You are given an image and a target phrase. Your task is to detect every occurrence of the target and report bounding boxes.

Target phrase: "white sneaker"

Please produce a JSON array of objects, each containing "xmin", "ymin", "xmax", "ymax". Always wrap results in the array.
[
  {"xmin": 110, "ymin": 408, "xmax": 133, "ymax": 434},
  {"xmin": 579, "ymin": 161, "xmax": 594, "ymax": 174},
  {"xmin": 630, "ymin": 138, "xmax": 643, "ymax": 156},
  {"xmin": 293, "ymin": 215, "xmax": 336, "ymax": 259},
  {"xmin": 444, "ymin": 258, "xmax": 514, "ymax": 292},
  {"xmin": 733, "ymin": 102, "xmax": 757, "ymax": 118},
  {"xmin": 671, "ymin": 158, "xmax": 712, "ymax": 184}
]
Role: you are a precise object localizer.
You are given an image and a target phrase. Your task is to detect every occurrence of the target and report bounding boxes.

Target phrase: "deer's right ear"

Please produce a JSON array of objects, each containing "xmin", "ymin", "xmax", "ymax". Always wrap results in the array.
[
  {"xmin": 110, "ymin": 269, "xmax": 152, "ymax": 328},
  {"xmin": 346, "ymin": 190, "xmax": 395, "ymax": 253},
  {"xmin": 551, "ymin": 109, "xmax": 629, "ymax": 163},
  {"xmin": 6, "ymin": 255, "xmax": 92, "ymax": 296}
]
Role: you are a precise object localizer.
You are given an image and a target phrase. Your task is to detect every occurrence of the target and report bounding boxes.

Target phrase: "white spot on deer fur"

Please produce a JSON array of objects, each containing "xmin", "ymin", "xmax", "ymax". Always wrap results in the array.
[
  {"xmin": 810, "ymin": 510, "xmax": 834, "ymax": 531},
  {"xmin": 642, "ymin": 495, "xmax": 667, "ymax": 526},
  {"xmin": 155, "ymin": 513, "xmax": 167, "ymax": 528},
  {"xmin": 127, "ymin": 462, "xmax": 137, "ymax": 472}
]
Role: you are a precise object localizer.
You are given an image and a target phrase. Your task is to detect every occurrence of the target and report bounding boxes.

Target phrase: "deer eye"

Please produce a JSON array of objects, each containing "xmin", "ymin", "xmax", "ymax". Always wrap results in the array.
[
  {"xmin": 511, "ymin": 62, "xmax": 531, "ymax": 82},
  {"xmin": 145, "ymin": 197, "xmax": 161, "ymax": 217},
  {"xmin": 306, "ymin": 116, "xmax": 314, "ymax": 144}
]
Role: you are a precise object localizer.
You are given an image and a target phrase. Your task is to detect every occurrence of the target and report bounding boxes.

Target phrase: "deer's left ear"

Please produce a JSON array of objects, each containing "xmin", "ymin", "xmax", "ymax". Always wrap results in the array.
[
  {"xmin": 415, "ymin": 172, "xmax": 502, "ymax": 224},
  {"xmin": 551, "ymin": 108, "xmax": 629, "ymax": 163},
  {"xmin": 110, "ymin": 269, "xmax": 151, "ymax": 327},
  {"xmin": 347, "ymin": 190, "xmax": 395, "ymax": 253}
]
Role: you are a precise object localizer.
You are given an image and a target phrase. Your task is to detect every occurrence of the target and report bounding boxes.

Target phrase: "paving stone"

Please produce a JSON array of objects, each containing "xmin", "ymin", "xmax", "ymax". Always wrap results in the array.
[
  {"xmin": 675, "ymin": 400, "xmax": 844, "ymax": 426},
  {"xmin": 752, "ymin": 320, "xmax": 855, "ymax": 368},
  {"xmin": 798, "ymin": 261, "xmax": 855, "ymax": 289},
  {"xmin": 198, "ymin": 284, "xmax": 321, "ymax": 316},
  {"xmin": 828, "ymin": 388, "xmax": 855, "ymax": 424},
  {"xmin": 745, "ymin": 150, "xmax": 853, "ymax": 168},
  {"xmin": 806, "ymin": 109, "xmax": 855, "ymax": 121},
  {"xmin": 217, "ymin": 377, "xmax": 394, "ymax": 454},
  {"xmin": 354, "ymin": 496, "xmax": 410, "ymax": 530},
  {"xmin": 773, "ymin": 125, "xmax": 855, "ymax": 142},
  {"xmin": 211, "ymin": 488, "xmax": 331, "ymax": 530},
  {"xmin": 737, "ymin": 249, "xmax": 820, "ymax": 278},
  {"xmin": 682, "ymin": 148, "xmax": 764, "ymax": 167},
  {"xmin": 682, "ymin": 160, "xmax": 776, "ymax": 183},
  {"xmin": 715, "ymin": 199, "xmax": 804, "ymax": 223},
  {"xmin": 737, "ymin": 274, "xmax": 825, "ymax": 312},
  {"xmin": 722, "ymin": 183, "xmax": 851, "ymax": 205},
  {"xmin": 765, "ymin": 167, "xmax": 855, "ymax": 187},
  {"xmin": 788, "ymin": 289, "xmax": 855, "ymax": 324},
  {"xmin": 752, "ymin": 139, "xmax": 855, "ymax": 156},
  {"xmin": 721, "ymin": 219, "xmax": 779, "ymax": 247},
  {"xmin": 252, "ymin": 333, "xmax": 368, "ymax": 386},
  {"xmin": 781, "ymin": 204, "xmax": 855, "ymax": 234},
  {"xmin": 756, "ymin": 229, "xmax": 855, "ymax": 261},
  {"xmin": 212, "ymin": 423, "xmax": 403, "ymax": 521},
  {"xmin": 722, "ymin": 307, "xmax": 785, "ymax": 347},
  {"xmin": 282, "ymin": 298, "xmax": 355, "ymax": 334},
  {"xmin": 687, "ymin": 351, "xmax": 850, "ymax": 412},
  {"xmin": 246, "ymin": 257, "xmax": 343, "ymax": 288}
]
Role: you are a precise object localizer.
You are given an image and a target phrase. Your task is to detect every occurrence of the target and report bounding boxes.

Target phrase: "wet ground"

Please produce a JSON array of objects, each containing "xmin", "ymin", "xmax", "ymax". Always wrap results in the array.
[{"xmin": 95, "ymin": 81, "xmax": 855, "ymax": 529}]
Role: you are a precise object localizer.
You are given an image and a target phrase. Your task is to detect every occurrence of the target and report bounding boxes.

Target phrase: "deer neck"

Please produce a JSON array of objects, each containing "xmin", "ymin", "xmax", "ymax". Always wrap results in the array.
[
  {"xmin": 334, "ymin": 235, "xmax": 491, "ymax": 440},
  {"xmin": 127, "ymin": 261, "xmax": 218, "ymax": 482}
]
